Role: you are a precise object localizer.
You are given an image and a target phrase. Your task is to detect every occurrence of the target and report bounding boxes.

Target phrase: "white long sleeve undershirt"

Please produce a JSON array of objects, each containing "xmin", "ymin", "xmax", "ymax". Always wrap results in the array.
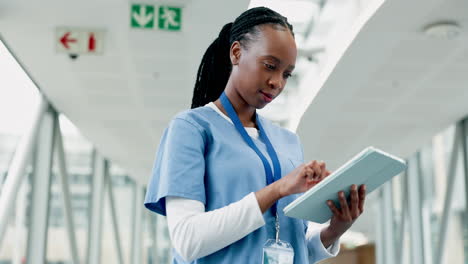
[
  {"xmin": 166, "ymin": 195, "xmax": 340, "ymax": 262},
  {"xmin": 166, "ymin": 193, "xmax": 265, "ymax": 261}
]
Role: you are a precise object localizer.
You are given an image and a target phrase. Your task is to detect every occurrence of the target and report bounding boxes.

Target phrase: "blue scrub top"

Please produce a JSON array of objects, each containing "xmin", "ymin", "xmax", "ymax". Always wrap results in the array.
[{"xmin": 144, "ymin": 106, "xmax": 310, "ymax": 263}]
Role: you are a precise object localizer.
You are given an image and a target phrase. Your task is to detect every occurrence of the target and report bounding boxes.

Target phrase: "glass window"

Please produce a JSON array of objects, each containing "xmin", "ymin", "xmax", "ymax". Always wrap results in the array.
[{"xmin": 0, "ymin": 36, "xmax": 41, "ymax": 264}]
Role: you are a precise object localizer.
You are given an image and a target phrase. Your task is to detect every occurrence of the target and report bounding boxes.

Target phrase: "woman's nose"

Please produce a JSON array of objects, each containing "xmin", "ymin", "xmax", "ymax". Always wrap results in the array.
[{"xmin": 268, "ymin": 75, "xmax": 283, "ymax": 90}]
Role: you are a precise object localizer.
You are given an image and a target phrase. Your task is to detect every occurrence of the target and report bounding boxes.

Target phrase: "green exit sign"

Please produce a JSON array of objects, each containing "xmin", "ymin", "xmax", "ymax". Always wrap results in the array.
[
  {"xmin": 131, "ymin": 4, "xmax": 155, "ymax": 29},
  {"xmin": 158, "ymin": 6, "xmax": 182, "ymax": 31}
]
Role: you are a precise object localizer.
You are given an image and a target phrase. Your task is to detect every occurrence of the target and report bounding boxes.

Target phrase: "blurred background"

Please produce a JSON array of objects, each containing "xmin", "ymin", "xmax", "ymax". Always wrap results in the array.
[{"xmin": 0, "ymin": 0, "xmax": 467, "ymax": 263}]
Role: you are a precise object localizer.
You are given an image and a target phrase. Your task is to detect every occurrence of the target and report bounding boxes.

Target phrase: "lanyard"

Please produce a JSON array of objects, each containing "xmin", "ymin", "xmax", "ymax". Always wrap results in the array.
[{"xmin": 220, "ymin": 92, "xmax": 282, "ymax": 216}]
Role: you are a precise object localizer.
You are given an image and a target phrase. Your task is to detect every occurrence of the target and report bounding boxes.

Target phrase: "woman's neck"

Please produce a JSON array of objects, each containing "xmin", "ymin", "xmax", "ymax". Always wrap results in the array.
[{"xmin": 214, "ymin": 85, "xmax": 257, "ymax": 128}]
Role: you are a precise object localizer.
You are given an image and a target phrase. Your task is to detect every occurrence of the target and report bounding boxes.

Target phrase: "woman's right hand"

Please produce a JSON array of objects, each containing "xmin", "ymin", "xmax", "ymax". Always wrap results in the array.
[{"xmin": 278, "ymin": 160, "xmax": 331, "ymax": 197}]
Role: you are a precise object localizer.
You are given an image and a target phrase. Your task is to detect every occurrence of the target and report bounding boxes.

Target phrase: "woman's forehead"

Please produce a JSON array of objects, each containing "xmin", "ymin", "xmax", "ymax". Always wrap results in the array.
[{"xmin": 252, "ymin": 26, "xmax": 297, "ymax": 67}]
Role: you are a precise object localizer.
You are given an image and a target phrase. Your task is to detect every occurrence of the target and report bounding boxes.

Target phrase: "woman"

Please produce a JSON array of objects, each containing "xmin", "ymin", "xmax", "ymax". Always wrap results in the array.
[{"xmin": 144, "ymin": 7, "xmax": 366, "ymax": 263}]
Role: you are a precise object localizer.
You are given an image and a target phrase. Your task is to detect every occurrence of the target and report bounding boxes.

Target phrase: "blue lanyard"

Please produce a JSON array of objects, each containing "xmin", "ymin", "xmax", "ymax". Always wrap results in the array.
[{"xmin": 220, "ymin": 92, "xmax": 282, "ymax": 216}]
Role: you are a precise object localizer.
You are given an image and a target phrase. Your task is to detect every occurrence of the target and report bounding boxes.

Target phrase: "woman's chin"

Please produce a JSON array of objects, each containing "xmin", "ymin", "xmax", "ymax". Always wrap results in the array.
[{"xmin": 255, "ymin": 102, "xmax": 268, "ymax": 109}]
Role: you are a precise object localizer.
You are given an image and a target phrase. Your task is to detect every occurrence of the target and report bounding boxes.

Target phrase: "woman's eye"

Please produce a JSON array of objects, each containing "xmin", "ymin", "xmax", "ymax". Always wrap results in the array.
[
  {"xmin": 264, "ymin": 63, "xmax": 275, "ymax": 70},
  {"xmin": 284, "ymin": 73, "xmax": 292, "ymax": 79}
]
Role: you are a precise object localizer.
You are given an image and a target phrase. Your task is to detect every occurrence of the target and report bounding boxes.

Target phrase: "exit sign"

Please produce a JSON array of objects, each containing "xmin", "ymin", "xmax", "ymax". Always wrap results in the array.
[
  {"xmin": 56, "ymin": 27, "xmax": 105, "ymax": 55},
  {"xmin": 130, "ymin": 4, "xmax": 182, "ymax": 32}
]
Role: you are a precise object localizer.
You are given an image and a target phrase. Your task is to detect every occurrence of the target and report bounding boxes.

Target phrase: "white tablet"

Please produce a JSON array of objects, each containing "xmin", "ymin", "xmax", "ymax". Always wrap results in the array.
[{"xmin": 283, "ymin": 146, "xmax": 407, "ymax": 223}]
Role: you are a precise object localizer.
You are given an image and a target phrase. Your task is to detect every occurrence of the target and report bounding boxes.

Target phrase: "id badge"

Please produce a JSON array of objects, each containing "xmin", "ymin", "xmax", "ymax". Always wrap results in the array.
[
  {"xmin": 262, "ymin": 239, "xmax": 294, "ymax": 264},
  {"xmin": 262, "ymin": 215, "xmax": 294, "ymax": 264}
]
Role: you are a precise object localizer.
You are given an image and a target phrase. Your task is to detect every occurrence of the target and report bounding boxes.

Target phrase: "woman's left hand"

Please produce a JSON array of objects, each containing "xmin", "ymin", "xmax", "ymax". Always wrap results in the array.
[{"xmin": 321, "ymin": 184, "xmax": 366, "ymax": 246}]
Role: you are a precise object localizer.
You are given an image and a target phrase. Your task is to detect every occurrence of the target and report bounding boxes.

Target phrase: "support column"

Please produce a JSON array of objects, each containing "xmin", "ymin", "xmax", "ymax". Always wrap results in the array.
[
  {"xmin": 150, "ymin": 213, "xmax": 158, "ymax": 263},
  {"xmin": 12, "ymin": 177, "xmax": 27, "ymax": 264},
  {"xmin": 407, "ymin": 154, "xmax": 425, "ymax": 264},
  {"xmin": 55, "ymin": 120, "xmax": 80, "ymax": 264},
  {"xmin": 375, "ymin": 192, "xmax": 384, "ymax": 264},
  {"xmin": 107, "ymin": 164, "xmax": 124, "ymax": 264},
  {"xmin": 87, "ymin": 151, "xmax": 106, "ymax": 264},
  {"xmin": 131, "ymin": 185, "xmax": 144, "ymax": 264},
  {"xmin": 26, "ymin": 107, "xmax": 57, "ymax": 264},
  {"xmin": 460, "ymin": 119, "xmax": 468, "ymax": 264},
  {"xmin": 419, "ymin": 147, "xmax": 434, "ymax": 264},
  {"xmin": 398, "ymin": 172, "xmax": 408, "ymax": 264},
  {"xmin": 435, "ymin": 125, "xmax": 461, "ymax": 264},
  {"xmin": 0, "ymin": 97, "xmax": 47, "ymax": 246},
  {"xmin": 129, "ymin": 181, "xmax": 137, "ymax": 264},
  {"xmin": 381, "ymin": 181, "xmax": 395, "ymax": 264}
]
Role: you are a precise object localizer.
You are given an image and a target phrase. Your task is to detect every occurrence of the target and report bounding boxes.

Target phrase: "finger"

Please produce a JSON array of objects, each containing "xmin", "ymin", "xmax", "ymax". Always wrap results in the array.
[
  {"xmin": 350, "ymin": 184, "xmax": 359, "ymax": 217},
  {"xmin": 319, "ymin": 161, "xmax": 327, "ymax": 179},
  {"xmin": 319, "ymin": 160, "xmax": 326, "ymax": 170},
  {"xmin": 307, "ymin": 160, "xmax": 316, "ymax": 168},
  {"xmin": 338, "ymin": 191, "xmax": 351, "ymax": 219},
  {"xmin": 327, "ymin": 200, "xmax": 340, "ymax": 215},
  {"xmin": 311, "ymin": 161, "xmax": 322, "ymax": 179},
  {"xmin": 358, "ymin": 184, "xmax": 366, "ymax": 213},
  {"xmin": 304, "ymin": 167, "xmax": 315, "ymax": 180},
  {"xmin": 306, "ymin": 177, "xmax": 319, "ymax": 186},
  {"xmin": 325, "ymin": 170, "xmax": 332, "ymax": 177},
  {"xmin": 306, "ymin": 161, "xmax": 319, "ymax": 181}
]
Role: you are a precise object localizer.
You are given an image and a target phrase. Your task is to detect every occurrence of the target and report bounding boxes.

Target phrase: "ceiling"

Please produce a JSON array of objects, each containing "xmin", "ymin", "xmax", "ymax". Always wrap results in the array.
[
  {"xmin": 295, "ymin": 0, "xmax": 468, "ymax": 239},
  {"xmin": 297, "ymin": 0, "xmax": 468, "ymax": 171},
  {"xmin": 1, "ymin": 0, "xmax": 467, "ymax": 242},
  {"xmin": 0, "ymin": 0, "xmax": 250, "ymax": 184}
]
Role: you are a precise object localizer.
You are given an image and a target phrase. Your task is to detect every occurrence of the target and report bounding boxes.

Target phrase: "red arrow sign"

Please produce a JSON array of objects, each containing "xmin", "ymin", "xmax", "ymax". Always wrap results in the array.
[
  {"xmin": 60, "ymin": 32, "xmax": 77, "ymax": 49},
  {"xmin": 88, "ymin": 33, "xmax": 96, "ymax": 52}
]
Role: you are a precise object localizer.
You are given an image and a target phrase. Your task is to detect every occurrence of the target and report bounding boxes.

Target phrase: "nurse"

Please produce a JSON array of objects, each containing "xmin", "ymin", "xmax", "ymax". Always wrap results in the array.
[{"xmin": 144, "ymin": 6, "xmax": 366, "ymax": 264}]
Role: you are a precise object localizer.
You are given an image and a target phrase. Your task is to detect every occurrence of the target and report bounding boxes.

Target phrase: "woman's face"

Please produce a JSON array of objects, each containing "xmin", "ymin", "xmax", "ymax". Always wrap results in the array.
[{"xmin": 230, "ymin": 24, "xmax": 297, "ymax": 109}]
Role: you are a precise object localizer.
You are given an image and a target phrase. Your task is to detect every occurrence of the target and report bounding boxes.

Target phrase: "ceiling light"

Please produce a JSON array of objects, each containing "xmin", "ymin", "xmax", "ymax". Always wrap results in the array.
[{"xmin": 424, "ymin": 21, "xmax": 461, "ymax": 39}]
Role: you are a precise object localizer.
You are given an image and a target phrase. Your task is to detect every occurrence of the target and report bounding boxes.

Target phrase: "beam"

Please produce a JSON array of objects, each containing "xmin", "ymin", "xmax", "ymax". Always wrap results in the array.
[
  {"xmin": 107, "ymin": 163, "xmax": 124, "ymax": 264},
  {"xmin": 87, "ymin": 151, "xmax": 106, "ymax": 264},
  {"xmin": 461, "ymin": 119, "xmax": 468, "ymax": 264},
  {"xmin": 131, "ymin": 185, "xmax": 144, "ymax": 264},
  {"xmin": 406, "ymin": 154, "xmax": 425, "ymax": 264},
  {"xmin": 149, "ymin": 213, "xmax": 158, "ymax": 263},
  {"xmin": 398, "ymin": 172, "xmax": 408, "ymax": 264},
  {"xmin": 0, "ymin": 97, "xmax": 48, "ymax": 246},
  {"xmin": 375, "ymin": 192, "xmax": 384, "ymax": 264},
  {"xmin": 26, "ymin": 107, "xmax": 56, "ymax": 264},
  {"xmin": 434, "ymin": 125, "xmax": 461, "ymax": 264},
  {"xmin": 55, "ymin": 118, "xmax": 80, "ymax": 264},
  {"xmin": 381, "ymin": 181, "xmax": 395, "ymax": 264}
]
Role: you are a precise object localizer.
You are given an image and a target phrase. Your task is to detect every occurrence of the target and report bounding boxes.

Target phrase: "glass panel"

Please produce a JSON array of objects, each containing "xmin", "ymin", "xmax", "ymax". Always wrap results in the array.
[
  {"xmin": 46, "ymin": 115, "xmax": 93, "ymax": 263},
  {"xmin": 99, "ymin": 164, "xmax": 133, "ymax": 263},
  {"xmin": 433, "ymin": 126, "xmax": 466, "ymax": 263},
  {"xmin": 0, "ymin": 37, "xmax": 41, "ymax": 264},
  {"xmin": 389, "ymin": 124, "xmax": 467, "ymax": 264}
]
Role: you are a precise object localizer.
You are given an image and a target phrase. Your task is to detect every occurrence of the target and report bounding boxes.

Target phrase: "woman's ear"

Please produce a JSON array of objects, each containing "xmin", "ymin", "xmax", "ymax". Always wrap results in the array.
[{"xmin": 230, "ymin": 41, "xmax": 241, "ymax": 65}]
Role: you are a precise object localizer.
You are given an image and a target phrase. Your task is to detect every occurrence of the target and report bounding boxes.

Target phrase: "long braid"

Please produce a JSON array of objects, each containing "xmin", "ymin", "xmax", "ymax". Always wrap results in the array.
[
  {"xmin": 191, "ymin": 23, "xmax": 233, "ymax": 109},
  {"xmin": 190, "ymin": 7, "xmax": 294, "ymax": 109}
]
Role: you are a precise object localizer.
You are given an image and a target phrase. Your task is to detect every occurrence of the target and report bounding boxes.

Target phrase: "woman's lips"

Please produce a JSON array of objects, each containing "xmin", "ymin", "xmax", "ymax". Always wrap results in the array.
[{"xmin": 260, "ymin": 91, "xmax": 273, "ymax": 102}]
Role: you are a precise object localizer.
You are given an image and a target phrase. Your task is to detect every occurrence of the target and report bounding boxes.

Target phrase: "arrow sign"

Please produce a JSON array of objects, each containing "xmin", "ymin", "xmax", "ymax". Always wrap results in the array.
[
  {"xmin": 131, "ymin": 4, "xmax": 155, "ymax": 28},
  {"xmin": 88, "ymin": 33, "xmax": 96, "ymax": 52},
  {"xmin": 158, "ymin": 6, "xmax": 182, "ymax": 31},
  {"xmin": 60, "ymin": 32, "xmax": 77, "ymax": 49},
  {"xmin": 56, "ymin": 27, "xmax": 104, "ymax": 55}
]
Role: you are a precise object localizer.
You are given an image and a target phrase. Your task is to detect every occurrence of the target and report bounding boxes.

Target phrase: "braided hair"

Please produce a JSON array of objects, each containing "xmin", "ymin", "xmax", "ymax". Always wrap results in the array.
[{"xmin": 190, "ymin": 7, "xmax": 294, "ymax": 109}]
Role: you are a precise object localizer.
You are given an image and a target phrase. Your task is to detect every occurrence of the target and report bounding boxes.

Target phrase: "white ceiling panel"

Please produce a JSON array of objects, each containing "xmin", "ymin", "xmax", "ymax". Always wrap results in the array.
[
  {"xmin": 298, "ymin": 0, "xmax": 468, "ymax": 172},
  {"xmin": 0, "ymin": 0, "xmax": 250, "ymax": 184}
]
